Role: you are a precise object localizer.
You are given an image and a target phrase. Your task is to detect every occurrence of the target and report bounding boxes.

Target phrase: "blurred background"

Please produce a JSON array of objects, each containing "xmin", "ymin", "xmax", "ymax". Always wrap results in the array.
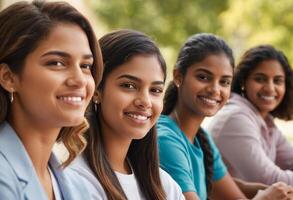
[{"xmin": 1, "ymin": 0, "xmax": 293, "ymax": 140}]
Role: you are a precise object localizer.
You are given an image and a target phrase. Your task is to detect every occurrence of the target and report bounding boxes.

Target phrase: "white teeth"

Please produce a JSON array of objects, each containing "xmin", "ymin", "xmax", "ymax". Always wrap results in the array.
[
  {"xmin": 127, "ymin": 113, "xmax": 148, "ymax": 121},
  {"xmin": 260, "ymin": 95, "xmax": 275, "ymax": 101},
  {"xmin": 59, "ymin": 96, "xmax": 82, "ymax": 102},
  {"xmin": 200, "ymin": 97, "xmax": 218, "ymax": 105}
]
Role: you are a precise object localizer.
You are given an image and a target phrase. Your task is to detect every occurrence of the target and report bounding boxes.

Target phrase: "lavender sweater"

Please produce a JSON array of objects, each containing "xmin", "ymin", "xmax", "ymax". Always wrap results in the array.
[{"xmin": 207, "ymin": 93, "xmax": 293, "ymax": 185}]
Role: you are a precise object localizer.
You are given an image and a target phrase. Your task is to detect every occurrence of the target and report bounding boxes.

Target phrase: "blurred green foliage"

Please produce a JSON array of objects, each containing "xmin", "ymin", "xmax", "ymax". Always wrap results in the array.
[{"xmin": 90, "ymin": 0, "xmax": 293, "ymax": 66}]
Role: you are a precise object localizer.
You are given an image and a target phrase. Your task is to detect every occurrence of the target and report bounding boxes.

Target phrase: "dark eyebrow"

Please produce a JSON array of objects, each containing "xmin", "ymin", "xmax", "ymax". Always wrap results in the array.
[
  {"xmin": 41, "ymin": 50, "xmax": 93, "ymax": 59},
  {"xmin": 195, "ymin": 68, "xmax": 233, "ymax": 79},
  {"xmin": 117, "ymin": 74, "xmax": 164, "ymax": 85},
  {"xmin": 252, "ymin": 73, "xmax": 285, "ymax": 79}
]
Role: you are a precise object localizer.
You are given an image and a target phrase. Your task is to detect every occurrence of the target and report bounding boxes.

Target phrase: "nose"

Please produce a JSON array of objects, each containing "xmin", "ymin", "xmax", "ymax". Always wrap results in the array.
[
  {"xmin": 206, "ymin": 82, "xmax": 221, "ymax": 96},
  {"xmin": 134, "ymin": 90, "xmax": 152, "ymax": 109},
  {"xmin": 66, "ymin": 65, "xmax": 87, "ymax": 88},
  {"xmin": 263, "ymin": 80, "xmax": 275, "ymax": 92}
]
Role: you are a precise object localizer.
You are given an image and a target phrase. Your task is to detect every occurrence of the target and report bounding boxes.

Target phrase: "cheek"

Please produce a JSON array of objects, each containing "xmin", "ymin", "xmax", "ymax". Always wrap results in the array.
[
  {"xmin": 87, "ymin": 78, "xmax": 95, "ymax": 97},
  {"xmin": 152, "ymin": 98, "xmax": 164, "ymax": 118},
  {"xmin": 222, "ymin": 88, "xmax": 231, "ymax": 102}
]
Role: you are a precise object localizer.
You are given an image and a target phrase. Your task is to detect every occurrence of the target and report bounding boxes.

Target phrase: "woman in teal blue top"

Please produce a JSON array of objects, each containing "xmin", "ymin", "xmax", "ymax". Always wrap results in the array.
[{"xmin": 157, "ymin": 33, "xmax": 293, "ymax": 200}]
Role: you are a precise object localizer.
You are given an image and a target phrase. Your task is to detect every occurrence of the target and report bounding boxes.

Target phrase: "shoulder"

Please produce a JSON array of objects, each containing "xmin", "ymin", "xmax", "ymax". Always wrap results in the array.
[
  {"xmin": 159, "ymin": 168, "xmax": 185, "ymax": 200},
  {"xmin": 157, "ymin": 115, "xmax": 186, "ymax": 144},
  {"xmin": 207, "ymin": 104, "xmax": 260, "ymax": 139},
  {"xmin": 0, "ymin": 153, "xmax": 21, "ymax": 199},
  {"xmin": 68, "ymin": 155, "xmax": 107, "ymax": 199}
]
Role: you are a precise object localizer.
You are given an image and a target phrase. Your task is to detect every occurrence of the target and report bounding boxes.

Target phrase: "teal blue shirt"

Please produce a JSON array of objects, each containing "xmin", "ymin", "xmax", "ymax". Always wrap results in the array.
[{"xmin": 157, "ymin": 115, "xmax": 227, "ymax": 200}]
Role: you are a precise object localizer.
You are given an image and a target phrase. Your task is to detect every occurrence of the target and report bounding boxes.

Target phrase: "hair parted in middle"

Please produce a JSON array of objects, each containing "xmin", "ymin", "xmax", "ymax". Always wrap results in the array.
[
  {"xmin": 84, "ymin": 29, "xmax": 167, "ymax": 200},
  {"xmin": 232, "ymin": 45, "xmax": 293, "ymax": 120}
]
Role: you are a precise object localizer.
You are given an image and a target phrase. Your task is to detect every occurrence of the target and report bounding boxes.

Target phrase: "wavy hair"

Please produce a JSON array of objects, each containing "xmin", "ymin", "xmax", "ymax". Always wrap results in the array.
[
  {"xmin": 0, "ymin": 0, "xmax": 103, "ymax": 166},
  {"xmin": 232, "ymin": 45, "xmax": 293, "ymax": 120}
]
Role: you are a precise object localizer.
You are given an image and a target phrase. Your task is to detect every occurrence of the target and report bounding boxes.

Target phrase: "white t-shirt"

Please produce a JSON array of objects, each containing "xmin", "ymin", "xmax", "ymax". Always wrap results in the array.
[{"xmin": 70, "ymin": 156, "xmax": 185, "ymax": 200}]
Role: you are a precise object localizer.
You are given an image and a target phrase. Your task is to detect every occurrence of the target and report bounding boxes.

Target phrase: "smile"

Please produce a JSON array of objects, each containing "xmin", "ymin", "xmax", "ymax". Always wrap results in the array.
[
  {"xmin": 198, "ymin": 96, "xmax": 220, "ymax": 106},
  {"xmin": 259, "ymin": 94, "xmax": 276, "ymax": 101},
  {"xmin": 57, "ymin": 96, "xmax": 84, "ymax": 105},
  {"xmin": 124, "ymin": 112, "xmax": 151, "ymax": 123}
]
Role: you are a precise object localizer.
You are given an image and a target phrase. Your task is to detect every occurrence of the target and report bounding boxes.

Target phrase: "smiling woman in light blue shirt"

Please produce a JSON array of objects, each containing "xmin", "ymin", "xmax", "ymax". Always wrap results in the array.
[{"xmin": 0, "ymin": 1, "xmax": 103, "ymax": 199}]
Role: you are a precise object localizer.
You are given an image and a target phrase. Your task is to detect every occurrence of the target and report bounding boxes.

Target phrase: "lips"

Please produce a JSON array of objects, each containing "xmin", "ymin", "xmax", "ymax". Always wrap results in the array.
[
  {"xmin": 57, "ymin": 94, "xmax": 85, "ymax": 105},
  {"xmin": 258, "ymin": 94, "xmax": 276, "ymax": 101},
  {"xmin": 198, "ymin": 96, "xmax": 221, "ymax": 106},
  {"xmin": 124, "ymin": 111, "xmax": 152, "ymax": 122}
]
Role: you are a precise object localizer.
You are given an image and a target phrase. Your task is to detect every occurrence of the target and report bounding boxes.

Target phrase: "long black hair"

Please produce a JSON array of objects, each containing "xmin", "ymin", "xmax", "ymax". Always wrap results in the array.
[
  {"xmin": 232, "ymin": 45, "xmax": 293, "ymax": 120},
  {"xmin": 163, "ymin": 33, "xmax": 234, "ymax": 194},
  {"xmin": 84, "ymin": 29, "xmax": 167, "ymax": 200}
]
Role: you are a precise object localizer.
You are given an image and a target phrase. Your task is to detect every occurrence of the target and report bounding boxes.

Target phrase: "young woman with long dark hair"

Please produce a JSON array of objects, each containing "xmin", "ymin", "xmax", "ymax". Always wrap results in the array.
[
  {"xmin": 157, "ymin": 33, "xmax": 293, "ymax": 200},
  {"xmin": 70, "ymin": 29, "xmax": 184, "ymax": 200}
]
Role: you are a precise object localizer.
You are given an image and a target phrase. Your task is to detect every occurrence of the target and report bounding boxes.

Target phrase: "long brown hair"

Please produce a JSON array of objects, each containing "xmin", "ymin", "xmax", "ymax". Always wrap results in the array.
[
  {"xmin": 84, "ymin": 29, "xmax": 166, "ymax": 200},
  {"xmin": 0, "ymin": 0, "xmax": 103, "ymax": 166}
]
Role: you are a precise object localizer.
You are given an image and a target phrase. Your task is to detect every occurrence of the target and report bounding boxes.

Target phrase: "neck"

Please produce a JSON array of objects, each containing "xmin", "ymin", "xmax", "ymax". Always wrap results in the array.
[
  {"xmin": 171, "ymin": 105, "xmax": 204, "ymax": 143},
  {"xmin": 8, "ymin": 116, "xmax": 60, "ymax": 177},
  {"xmin": 103, "ymin": 132, "xmax": 132, "ymax": 174}
]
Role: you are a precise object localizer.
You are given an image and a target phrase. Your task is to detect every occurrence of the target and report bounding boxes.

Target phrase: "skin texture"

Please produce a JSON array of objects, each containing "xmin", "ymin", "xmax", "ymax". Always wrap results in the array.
[
  {"xmin": 98, "ymin": 55, "xmax": 165, "ymax": 174},
  {"xmin": 244, "ymin": 59, "xmax": 285, "ymax": 118},
  {"xmin": 171, "ymin": 54, "xmax": 244, "ymax": 200},
  {"xmin": 172, "ymin": 54, "xmax": 293, "ymax": 200},
  {"xmin": 173, "ymin": 54, "xmax": 233, "ymax": 142},
  {"xmin": 0, "ymin": 23, "xmax": 95, "ymax": 200}
]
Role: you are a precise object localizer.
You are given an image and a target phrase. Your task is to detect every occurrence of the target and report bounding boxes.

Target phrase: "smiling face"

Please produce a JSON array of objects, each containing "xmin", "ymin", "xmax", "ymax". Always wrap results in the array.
[
  {"xmin": 11, "ymin": 23, "xmax": 95, "ymax": 129},
  {"xmin": 176, "ymin": 54, "xmax": 233, "ymax": 118},
  {"xmin": 244, "ymin": 59, "xmax": 285, "ymax": 118},
  {"xmin": 99, "ymin": 55, "xmax": 165, "ymax": 141}
]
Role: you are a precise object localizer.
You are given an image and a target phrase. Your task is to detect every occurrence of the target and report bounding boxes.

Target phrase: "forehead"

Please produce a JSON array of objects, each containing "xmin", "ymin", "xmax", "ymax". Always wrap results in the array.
[
  {"xmin": 188, "ymin": 54, "xmax": 233, "ymax": 76},
  {"xmin": 29, "ymin": 23, "xmax": 92, "ymax": 56},
  {"xmin": 109, "ymin": 55, "xmax": 165, "ymax": 81},
  {"xmin": 250, "ymin": 60, "xmax": 285, "ymax": 76}
]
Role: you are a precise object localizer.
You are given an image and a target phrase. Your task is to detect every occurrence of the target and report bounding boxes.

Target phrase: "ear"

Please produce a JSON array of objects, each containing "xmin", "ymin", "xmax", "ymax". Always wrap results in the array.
[
  {"xmin": 173, "ymin": 68, "xmax": 183, "ymax": 87},
  {"xmin": 0, "ymin": 63, "xmax": 17, "ymax": 92},
  {"xmin": 92, "ymin": 90, "xmax": 101, "ymax": 104}
]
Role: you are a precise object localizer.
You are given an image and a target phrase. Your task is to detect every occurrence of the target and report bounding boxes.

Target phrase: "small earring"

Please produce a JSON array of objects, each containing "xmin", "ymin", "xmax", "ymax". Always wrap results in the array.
[
  {"xmin": 10, "ymin": 89, "xmax": 14, "ymax": 103},
  {"xmin": 93, "ymin": 100, "xmax": 99, "ymax": 112},
  {"xmin": 241, "ymin": 86, "xmax": 245, "ymax": 96},
  {"xmin": 174, "ymin": 82, "xmax": 180, "ymax": 88}
]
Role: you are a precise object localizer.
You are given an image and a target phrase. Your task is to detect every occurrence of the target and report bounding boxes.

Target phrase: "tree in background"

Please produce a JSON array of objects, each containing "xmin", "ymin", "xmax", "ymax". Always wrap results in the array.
[
  {"xmin": 90, "ymin": 0, "xmax": 228, "ymax": 67},
  {"xmin": 220, "ymin": 0, "xmax": 293, "ymax": 64},
  {"xmin": 90, "ymin": 0, "xmax": 293, "ymax": 65}
]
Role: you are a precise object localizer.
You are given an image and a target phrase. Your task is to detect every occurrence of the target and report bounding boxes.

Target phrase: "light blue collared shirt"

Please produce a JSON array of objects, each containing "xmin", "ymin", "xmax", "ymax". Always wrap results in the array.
[{"xmin": 0, "ymin": 121, "xmax": 91, "ymax": 200}]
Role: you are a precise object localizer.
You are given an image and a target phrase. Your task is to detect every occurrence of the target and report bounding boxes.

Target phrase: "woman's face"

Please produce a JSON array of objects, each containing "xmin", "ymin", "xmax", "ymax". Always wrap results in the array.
[
  {"xmin": 11, "ymin": 23, "xmax": 95, "ymax": 129},
  {"xmin": 176, "ymin": 54, "xmax": 233, "ymax": 118},
  {"xmin": 244, "ymin": 59, "xmax": 285, "ymax": 118},
  {"xmin": 99, "ymin": 55, "xmax": 165, "ymax": 141}
]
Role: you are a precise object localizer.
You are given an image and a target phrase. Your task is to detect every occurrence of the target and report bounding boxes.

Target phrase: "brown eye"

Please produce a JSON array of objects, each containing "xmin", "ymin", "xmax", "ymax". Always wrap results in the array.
[
  {"xmin": 196, "ymin": 74, "xmax": 210, "ymax": 81},
  {"xmin": 150, "ymin": 87, "xmax": 163, "ymax": 94},
  {"xmin": 120, "ymin": 83, "xmax": 136, "ymax": 89},
  {"xmin": 220, "ymin": 79, "xmax": 231, "ymax": 87},
  {"xmin": 80, "ymin": 63, "xmax": 93, "ymax": 70},
  {"xmin": 274, "ymin": 78, "xmax": 284, "ymax": 85},
  {"xmin": 254, "ymin": 76, "xmax": 266, "ymax": 83},
  {"xmin": 46, "ymin": 60, "xmax": 65, "ymax": 67}
]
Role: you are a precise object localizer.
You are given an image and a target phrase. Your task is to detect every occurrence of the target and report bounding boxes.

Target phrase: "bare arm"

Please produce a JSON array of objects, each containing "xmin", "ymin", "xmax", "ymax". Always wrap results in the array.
[
  {"xmin": 183, "ymin": 191, "xmax": 200, "ymax": 200},
  {"xmin": 209, "ymin": 173, "xmax": 246, "ymax": 200},
  {"xmin": 234, "ymin": 177, "xmax": 268, "ymax": 199}
]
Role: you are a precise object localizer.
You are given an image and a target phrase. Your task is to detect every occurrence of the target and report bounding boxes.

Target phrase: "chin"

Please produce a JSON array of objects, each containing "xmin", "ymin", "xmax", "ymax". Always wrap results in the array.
[
  {"xmin": 62, "ymin": 117, "xmax": 85, "ymax": 127},
  {"xmin": 132, "ymin": 132, "xmax": 149, "ymax": 140}
]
